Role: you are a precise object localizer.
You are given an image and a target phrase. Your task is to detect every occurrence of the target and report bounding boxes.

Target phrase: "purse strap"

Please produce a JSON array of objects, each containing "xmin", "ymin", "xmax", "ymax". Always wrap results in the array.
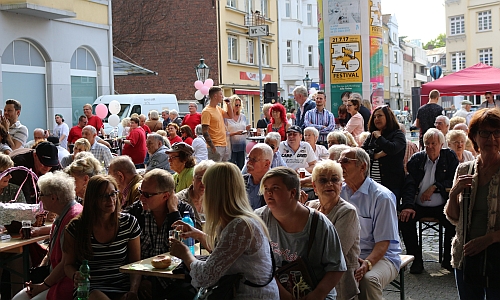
[
  {"xmin": 243, "ymin": 242, "xmax": 276, "ymax": 288},
  {"xmin": 307, "ymin": 209, "xmax": 320, "ymax": 257}
]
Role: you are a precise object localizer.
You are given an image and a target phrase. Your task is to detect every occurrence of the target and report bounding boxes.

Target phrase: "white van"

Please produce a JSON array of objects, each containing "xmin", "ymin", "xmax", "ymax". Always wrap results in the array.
[{"xmin": 92, "ymin": 94, "xmax": 179, "ymax": 136}]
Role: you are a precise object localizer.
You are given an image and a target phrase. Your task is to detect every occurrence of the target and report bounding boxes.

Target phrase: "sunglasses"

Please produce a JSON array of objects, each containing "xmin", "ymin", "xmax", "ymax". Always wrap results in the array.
[
  {"xmin": 337, "ymin": 157, "xmax": 358, "ymax": 164},
  {"xmin": 317, "ymin": 177, "xmax": 341, "ymax": 185},
  {"xmin": 235, "ymin": 104, "xmax": 241, "ymax": 107},
  {"xmin": 138, "ymin": 188, "xmax": 167, "ymax": 199}
]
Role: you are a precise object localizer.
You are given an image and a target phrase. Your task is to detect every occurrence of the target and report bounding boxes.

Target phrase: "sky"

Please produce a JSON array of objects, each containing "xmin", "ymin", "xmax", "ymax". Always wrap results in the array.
[{"xmin": 381, "ymin": 0, "xmax": 446, "ymax": 44}]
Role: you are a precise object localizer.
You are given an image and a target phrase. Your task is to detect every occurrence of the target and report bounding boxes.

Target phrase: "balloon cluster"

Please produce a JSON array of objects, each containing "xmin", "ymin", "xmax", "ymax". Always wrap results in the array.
[
  {"xmin": 194, "ymin": 79, "xmax": 214, "ymax": 100},
  {"xmin": 95, "ymin": 100, "xmax": 121, "ymax": 127},
  {"xmin": 308, "ymin": 87, "xmax": 317, "ymax": 95}
]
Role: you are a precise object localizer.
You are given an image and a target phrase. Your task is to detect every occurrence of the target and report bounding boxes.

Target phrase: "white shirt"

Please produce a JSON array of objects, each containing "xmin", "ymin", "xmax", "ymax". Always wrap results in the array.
[
  {"xmin": 278, "ymin": 141, "xmax": 316, "ymax": 170},
  {"xmin": 418, "ymin": 156, "xmax": 445, "ymax": 207},
  {"xmin": 54, "ymin": 123, "xmax": 69, "ymax": 149}
]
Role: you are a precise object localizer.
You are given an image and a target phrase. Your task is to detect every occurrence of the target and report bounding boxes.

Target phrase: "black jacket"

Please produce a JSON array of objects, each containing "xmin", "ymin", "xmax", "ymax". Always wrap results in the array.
[
  {"xmin": 256, "ymin": 118, "xmax": 270, "ymax": 129},
  {"xmin": 401, "ymin": 148, "xmax": 459, "ymax": 210},
  {"xmin": 295, "ymin": 100, "xmax": 316, "ymax": 129},
  {"xmin": 362, "ymin": 129, "xmax": 406, "ymax": 199}
]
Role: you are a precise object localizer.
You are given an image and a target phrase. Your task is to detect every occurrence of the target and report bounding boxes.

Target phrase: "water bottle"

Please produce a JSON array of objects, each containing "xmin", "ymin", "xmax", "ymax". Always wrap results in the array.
[
  {"xmin": 182, "ymin": 211, "xmax": 195, "ymax": 255},
  {"xmin": 77, "ymin": 260, "xmax": 90, "ymax": 300}
]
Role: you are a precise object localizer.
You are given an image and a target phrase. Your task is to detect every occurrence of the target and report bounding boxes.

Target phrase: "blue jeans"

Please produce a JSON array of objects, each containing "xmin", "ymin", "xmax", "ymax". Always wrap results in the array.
[
  {"xmin": 230, "ymin": 150, "xmax": 245, "ymax": 170},
  {"xmin": 455, "ymin": 268, "xmax": 500, "ymax": 299}
]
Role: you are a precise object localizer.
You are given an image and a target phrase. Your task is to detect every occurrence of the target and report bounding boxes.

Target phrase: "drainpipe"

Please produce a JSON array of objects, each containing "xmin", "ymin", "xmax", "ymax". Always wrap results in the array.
[{"xmin": 107, "ymin": 0, "xmax": 114, "ymax": 95}]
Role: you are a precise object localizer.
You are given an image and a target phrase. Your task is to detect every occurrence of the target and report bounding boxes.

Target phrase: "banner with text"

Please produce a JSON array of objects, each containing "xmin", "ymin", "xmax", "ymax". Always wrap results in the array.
[
  {"xmin": 328, "ymin": 0, "xmax": 361, "ymax": 35},
  {"xmin": 330, "ymin": 35, "xmax": 363, "ymax": 83}
]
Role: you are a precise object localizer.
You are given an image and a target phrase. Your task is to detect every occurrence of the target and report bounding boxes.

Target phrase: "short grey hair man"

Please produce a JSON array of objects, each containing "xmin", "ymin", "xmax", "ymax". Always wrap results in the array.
[{"xmin": 293, "ymin": 86, "xmax": 308, "ymax": 98}]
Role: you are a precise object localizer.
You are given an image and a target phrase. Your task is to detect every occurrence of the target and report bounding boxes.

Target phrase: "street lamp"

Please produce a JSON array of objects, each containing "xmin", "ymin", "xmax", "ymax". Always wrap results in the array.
[
  {"xmin": 195, "ymin": 57, "xmax": 210, "ymax": 106},
  {"xmin": 303, "ymin": 72, "xmax": 312, "ymax": 91},
  {"xmin": 396, "ymin": 83, "xmax": 402, "ymax": 110}
]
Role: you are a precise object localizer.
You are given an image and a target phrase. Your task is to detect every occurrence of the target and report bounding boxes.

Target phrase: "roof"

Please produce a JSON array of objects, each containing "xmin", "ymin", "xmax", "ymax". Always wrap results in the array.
[
  {"xmin": 113, "ymin": 56, "xmax": 157, "ymax": 76},
  {"xmin": 425, "ymin": 47, "xmax": 446, "ymax": 56}
]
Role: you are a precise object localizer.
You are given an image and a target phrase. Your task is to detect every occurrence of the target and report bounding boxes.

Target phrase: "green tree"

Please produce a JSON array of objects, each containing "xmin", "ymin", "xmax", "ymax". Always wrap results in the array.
[{"xmin": 423, "ymin": 33, "xmax": 446, "ymax": 50}]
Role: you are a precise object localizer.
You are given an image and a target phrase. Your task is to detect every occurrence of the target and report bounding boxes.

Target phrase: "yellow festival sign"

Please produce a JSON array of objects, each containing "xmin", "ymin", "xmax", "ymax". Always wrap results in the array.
[{"xmin": 330, "ymin": 35, "xmax": 362, "ymax": 83}]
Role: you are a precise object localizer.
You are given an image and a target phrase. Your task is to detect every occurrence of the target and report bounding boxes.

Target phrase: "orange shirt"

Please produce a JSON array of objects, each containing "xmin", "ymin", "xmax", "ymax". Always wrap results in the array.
[{"xmin": 201, "ymin": 105, "xmax": 226, "ymax": 147}]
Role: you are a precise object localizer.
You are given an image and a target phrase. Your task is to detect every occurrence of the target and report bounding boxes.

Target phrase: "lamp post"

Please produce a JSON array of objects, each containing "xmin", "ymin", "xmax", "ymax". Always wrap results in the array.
[
  {"xmin": 195, "ymin": 57, "xmax": 210, "ymax": 107},
  {"xmin": 303, "ymin": 72, "xmax": 312, "ymax": 91},
  {"xmin": 396, "ymin": 83, "xmax": 402, "ymax": 110}
]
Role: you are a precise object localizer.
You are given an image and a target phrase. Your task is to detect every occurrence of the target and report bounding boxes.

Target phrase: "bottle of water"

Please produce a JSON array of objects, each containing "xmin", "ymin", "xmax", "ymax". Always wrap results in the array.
[
  {"xmin": 77, "ymin": 260, "xmax": 90, "ymax": 300},
  {"xmin": 182, "ymin": 211, "xmax": 195, "ymax": 255}
]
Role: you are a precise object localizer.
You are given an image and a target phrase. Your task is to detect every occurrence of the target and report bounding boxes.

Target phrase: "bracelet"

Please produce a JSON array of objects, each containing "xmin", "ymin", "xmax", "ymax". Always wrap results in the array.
[
  {"xmin": 364, "ymin": 259, "xmax": 373, "ymax": 271},
  {"xmin": 43, "ymin": 280, "xmax": 52, "ymax": 288}
]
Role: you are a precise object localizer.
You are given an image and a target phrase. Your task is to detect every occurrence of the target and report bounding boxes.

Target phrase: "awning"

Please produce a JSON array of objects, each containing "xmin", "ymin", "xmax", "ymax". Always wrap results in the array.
[{"xmin": 113, "ymin": 56, "xmax": 158, "ymax": 76}]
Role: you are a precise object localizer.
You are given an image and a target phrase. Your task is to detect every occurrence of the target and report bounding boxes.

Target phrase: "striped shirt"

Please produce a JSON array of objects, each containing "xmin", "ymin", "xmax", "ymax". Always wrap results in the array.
[
  {"xmin": 303, "ymin": 108, "xmax": 335, "ymax": 142},
  {"xmin": 9, "ymin": 121, "xmax": 28, "ymax": 147},
  {"xmin": 66, "ymin": 213, "xmax": 141, "ymax": 294}
]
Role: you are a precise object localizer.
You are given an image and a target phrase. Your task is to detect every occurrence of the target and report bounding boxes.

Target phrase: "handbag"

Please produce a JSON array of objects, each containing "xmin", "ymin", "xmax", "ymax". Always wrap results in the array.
[
  {"xmin": 462, "ymin": 163, "xmax": 500, "ymax": 287},
  {"xmin": 275, "ymin": 210, "xmax": 319, "ymax": 299}
]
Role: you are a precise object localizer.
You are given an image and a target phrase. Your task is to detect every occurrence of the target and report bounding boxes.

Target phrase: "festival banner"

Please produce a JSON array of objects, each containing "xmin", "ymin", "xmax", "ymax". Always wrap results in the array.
[
  {"xmin": 330, "ymin": 35, "xmax": 362, "ymax": 83},
  {"xmin": 328, "ymin": 0, "xmax": 361, "ymax": 36},
  {"xmin": 369, "ymin": 0, "xmax": 383, "ymax": 38},
  {"xmin": 330, "ymin": 83, "xmax": 362, "ymax": 113}
]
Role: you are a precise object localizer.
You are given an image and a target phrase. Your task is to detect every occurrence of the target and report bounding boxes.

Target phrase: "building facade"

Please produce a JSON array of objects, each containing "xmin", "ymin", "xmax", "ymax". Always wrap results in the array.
[
  {"xmin": 278, "ymin": 0, "xmax": 319, "ymax": 99},
  {"xmin": 383, "ymin": 14, "xmax": 403, "ymax": 109},
  {"xmin": 0, "ymin": 0, "xmax": 113, "ymax": 136}
]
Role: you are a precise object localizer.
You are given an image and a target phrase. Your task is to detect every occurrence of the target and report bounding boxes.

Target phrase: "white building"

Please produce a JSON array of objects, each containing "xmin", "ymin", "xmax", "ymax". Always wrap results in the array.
[
  {"xmin": 383, "ymin": 14, "xmax": 404, "ymax": 109},
  {"xmin": 278, "ymin": 0, "xmax": 319, "ymax": 99}
]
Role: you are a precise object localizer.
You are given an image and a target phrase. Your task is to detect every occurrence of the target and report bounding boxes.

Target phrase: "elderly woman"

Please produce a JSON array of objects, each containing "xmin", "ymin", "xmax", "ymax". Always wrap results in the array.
[
  {"xmin": 180, "ymin": 125, "xmax": 195, "ymax": 146},
  {"xmin": 12, "ymin": 172, "xmax": 83, "ymax": 300},
  {"xmin": 122, "ymin": 117, "xmax": 147, "ymax": 168},
  {"xmin": 225, "ymin": 95, "xmax": 251, "ymax": 169},
  {"xmin": 446, "ymin": 108, "xmax": 500, "ymax": 299},
  {"xmin": 176, "ymin": 159, "xmax": 216, "ymax": 229},
  {"xmin": 446, "ymin": 130, "xmax": 474, "ymax": 163},
  {"xmin": 192, "ymin": 124, "xmax": 208, "ymax": 164},
  {"xmin": 64, "ymin": 152, "xmax": 102, "ymax": 203},
  {"xmin": 0, "ymin": 154, "xmax": 25, "ymax": 203},
  {"xmin": 166, "ymin": 142, "xmax": 196, "ymax": 192},
  {"xmin": 306, "ymin": 160, "xmax": 360, "ymax": 300},
  {"xmin": 170, "ymin": 163, "xmax": 279, "ymax": 298},
  {"xmin": 344, "ymin": 93, "xmax": 365, "ymax": 143},
  {"xmin": 256, "ymin": 167, "xmax": 346, "ymax": 299},
  {"xmin": 327, "ymin": 131, "xmax": 348, "ymax": 148},
  {"xmin": 267, "ymin": 103, "xmax": 290, "ymax": 141},
  {"xmin": 304, "ymin": 127, "xmax": 329, "ymax": 161},
  {"xmin": 362, "ymin": 105, "xmax": 406, "ymax": 200},
  {"xmin": 146, "ymin": 110, "xmax": 163, "ymax": 132},
  {"xmin": 167, "ymin": 123, "xmax": 182, "ymax": 145},
  {"xmin": 61, "ymin": 138, "xmax": 91, "ymax": 168},
  {"xmin": 63, "ymin": 175, "xmax": 141, "ymax": 300},
  {"xmin": 328, "ymin": 144, "xmax": 351, "ymax": 161}
]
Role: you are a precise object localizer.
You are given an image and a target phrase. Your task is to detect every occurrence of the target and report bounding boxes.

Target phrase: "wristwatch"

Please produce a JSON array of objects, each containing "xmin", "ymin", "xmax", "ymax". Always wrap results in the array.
[{"xmin": 365, "ymin": 259, "xmax": 373, "ymax": 271}]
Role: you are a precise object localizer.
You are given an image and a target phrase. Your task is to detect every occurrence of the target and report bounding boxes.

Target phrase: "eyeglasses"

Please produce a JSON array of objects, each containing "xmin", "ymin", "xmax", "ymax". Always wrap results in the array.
[
  {"xmin": 434, "ymin": 121, "xmax": 444, "ymax": 126},
  {"xmin": 246, "ymin": 156, "xmax": 266, "ymax": 163},
  {"xmin": 168, "ymin": 155, "xmax": 180, "ymax": 160},
  {"xmin": 337, "ymin": 157, "xmax": 358, "ymax": 164},
  {"xmin": 478, "ymin": 130, "xmax": 500, "ymax": 138},
  {"xmin": 100, "ymin": 190, "xmax": 119, "ymax": 201},
  {"xmin": 138, "ymin": 188, "xmax": 167, "ymax": 199},
  {"xmin": 265, "ymin": 143, "xmax": 275, "ymax": 150},
  {"xmin": 317, "ymin": 177, "xmax": 341, "ymax": 185},
  {"xmin": 450, "ymin": 140, "xmax": 465, "ymax": 145}
]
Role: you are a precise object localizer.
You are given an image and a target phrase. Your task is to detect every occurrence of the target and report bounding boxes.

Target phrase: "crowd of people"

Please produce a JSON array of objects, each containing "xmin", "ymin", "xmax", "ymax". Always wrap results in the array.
[{"xmin": 0, "ymin": 86, "xmax": 498, "ymax": 300}]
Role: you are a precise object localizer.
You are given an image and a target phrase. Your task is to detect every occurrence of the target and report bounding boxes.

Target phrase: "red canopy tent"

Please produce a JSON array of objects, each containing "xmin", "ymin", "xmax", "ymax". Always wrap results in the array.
[{"xmin": 421, "ymin": 63, "xmax": 500, "ymax": 101}]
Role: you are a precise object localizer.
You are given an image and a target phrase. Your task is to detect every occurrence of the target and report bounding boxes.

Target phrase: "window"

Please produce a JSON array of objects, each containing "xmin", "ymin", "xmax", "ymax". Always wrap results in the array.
[
  {"xmin": 261, "ymin": 43, "xmax": 269, "ymax": 66},
  {"xmin": 228, "ymin": 36, "xmax": 238, "ymax": 62},
  {"xmin": 440, "ymin": 57, "xmax": 447, "ymax": 67},
  {"xmin": 245, "ymin": 0, "xmax": 253, "ymax": 13},
  {"xmin": 479, "ymin": 48, "xmax": 493, "ymax": 66},
  {"xmin": 261, "ymin": 0, "xmax": 268, "ymax": 17},
  {"xmin": 298, "ymin": 41, "xmax": 301, "ymax": 64},
  {"xmin": 450, "ymin": 15, "xmax": 465, "ymax": 35},
  {"xmin": 451, "ymin": 51, "xmax": 466, "ymax": 71},
  {"xmin": 227, "ymin": 0, "xmax": 236, "ymax": 8},
  {"xmin": 296, "ymin": 0, "xmax": 300, "ymax": 20},
  {"xmin": 393, "ymin": 51, "xmax": 398, "ymax": 63},
  {"xmin": 307, "ymin": 4, "xmax": 312, "ymax": 25},
  {"xmin": 308, "ymin": 45, "xmax": 313, "ymax": 67},
  {"xmin": 383, "ymin": 53, "xmax": 388, "ymax": 66},
  {"xmin": 394, "ymin": 73, "xmax": 399, "ymax": 86},
  {"xmin": 285, "ymin": 0, "xmax": 291, "ymax": 18},
  {"xmin": 478, "ymin": 10, "xmax": 492, "ymax": 31},
  {"xmin": 286, "ymin": 40, "xmax": 292, "ymax": 63},
  {"xmin": 433, "ymin": 57, "xmax": 436, "ymax": 63},
  {"xmin": 246, "ymin": 39, "xmax": 255, "ymax": 64}
]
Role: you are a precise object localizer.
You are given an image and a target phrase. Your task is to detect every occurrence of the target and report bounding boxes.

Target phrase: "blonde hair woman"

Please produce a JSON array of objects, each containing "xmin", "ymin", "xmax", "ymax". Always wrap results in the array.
[
  {"xmin": 446, "ymin": 130, "xmax": 474, "ymax": 163},
  {"xmin": 225, "ymin": 95, "xmax": 251, "ymax": 169},
  {"xmin": 170, "ymin": 163, "xmax": 279, "ymax": 298},
  {"xmin": 61, "ymin": 138, "xmax": 91, "ymax": 168},
  {"xmin": 64, "ymin": 152, "xmax": 102, "ymax": 202}
]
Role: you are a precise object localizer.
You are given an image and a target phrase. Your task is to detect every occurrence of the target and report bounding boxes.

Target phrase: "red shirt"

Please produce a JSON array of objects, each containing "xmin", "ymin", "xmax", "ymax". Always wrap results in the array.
[
  {"xmin": 141, "ymin": 124, "xmax": 152, "ymax": 134},
  {"xmin": 181, "ymin": 113, "xmax": 202, "ymax": 133},
  {"xmin": 168, "ymin": 135, "xmax": 182, "ymax": 145},
  {"xmin": 68, "ymin": 125, "xmax": 83, "ymax": 144},
  {"xmin": 87, "ymin": 115, "xmax": 104, "ymax": 131},
  {"xmin": 183, "ymin": 137, "xmax": 193, "ymax": 146},
  {"xmin": 123, "ymin": 127, "xmax": 147, "ymax": 164}
]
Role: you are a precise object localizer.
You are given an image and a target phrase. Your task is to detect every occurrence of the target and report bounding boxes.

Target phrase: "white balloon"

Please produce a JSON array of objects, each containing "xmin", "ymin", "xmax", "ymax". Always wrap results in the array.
[
  {"xmin": 108, "ymin": 114, "xmax": 120, "ymax": 127},
  {"xmin": 109, "ymin": 100, "xmax": 121, "ymax": 114},
  {"xmin": 195, "ymin": 90, "xmax": 204, "ymax": 100}
]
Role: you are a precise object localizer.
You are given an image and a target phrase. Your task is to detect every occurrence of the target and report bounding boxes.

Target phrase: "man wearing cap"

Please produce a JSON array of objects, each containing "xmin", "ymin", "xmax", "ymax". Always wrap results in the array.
[
  {"xmin": 166, "ymin": 142, "xmax": 196, "ymax": 192},
  {"xmin": 479, "ymin": 92, "xmax": 500, "ymax": 108},
  {"xmin": 453, "ymin": 100, "xmax": 472, "ymax": 119},
  {"xmin": 81, "ymin": 125, "xmax": 113, "ymax": 168},
  {"xmin": 53, "ymin": 114, "xmax": 69, "ymax": 149},
  {"xmin": 10, "ymin": 142, "xmax": 60, "ymax": 203},
  {"xmin": 278, "ymin": 125, "xmax": 317, "ymax": 173},
  {"xmin": 2, "ymin": 99, "xmax": 28, "ymax": 150},
  {"xmin": 83, "ymin": 104, "xmax": 106, "ymax": 137}
]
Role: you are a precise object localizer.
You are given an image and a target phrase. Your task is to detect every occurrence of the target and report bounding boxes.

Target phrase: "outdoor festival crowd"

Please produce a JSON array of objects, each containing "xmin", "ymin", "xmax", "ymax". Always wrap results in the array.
[{"xmin": 0, "ymin": 85, "xmax": 497, "ymax": 300}]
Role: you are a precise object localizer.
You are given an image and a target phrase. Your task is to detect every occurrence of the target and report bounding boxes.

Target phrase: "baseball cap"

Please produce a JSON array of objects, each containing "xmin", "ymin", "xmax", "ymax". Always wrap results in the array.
[
  {"xmin": 47, "ymin": 136, "xmax": 60, "ymax": 146},
  {"xmin": 287, "ymin": 125, "xmax": 303, "ymax": 135},
  {"xmin": 35, "ymin": 142, "xmax": 59, "ymax": 167},
  {"xmin": 461, "ymin": 100, "xmax": 473, "ymax": 105},
  {"xmin": 166, "ymin": 142, "xmax": 194, "ymax": 156}
]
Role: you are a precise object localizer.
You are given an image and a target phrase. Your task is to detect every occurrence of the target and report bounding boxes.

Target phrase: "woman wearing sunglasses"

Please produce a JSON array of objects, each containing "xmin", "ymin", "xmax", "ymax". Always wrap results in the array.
[
  {"xmin": 446, "ymin": 108, "xmax": 500, "ymax": 299},
  {"xmin": 63, "ymin": 175, "xmax": 141, "ymax": 300},
  {"xmin": 361, "ymin": 105, "xmax": 406, "ymax": 201},
  {"xmin": 306, "ymin": 160, "xmax": 360, "ymax": 300},
  {"xmin": 225, "ymin": 95, "xmax": 251, "ymax": 170}
]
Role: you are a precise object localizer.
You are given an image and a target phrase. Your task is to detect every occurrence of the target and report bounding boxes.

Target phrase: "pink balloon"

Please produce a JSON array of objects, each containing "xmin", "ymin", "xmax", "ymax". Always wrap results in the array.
[
  {"xmin": 204, "ymin": 78, "xmax": 214, "ymax": 88},
  {"xmin": 200, "ymin": 86, "xmax": 209, "ymax": 96},
  {"xmin": 95, "ymin": 103, "xmax": 108, "ymax": 119},
  {"xmin": 194, "ymin": 80, "xmax": 204, "ymax": 90}
]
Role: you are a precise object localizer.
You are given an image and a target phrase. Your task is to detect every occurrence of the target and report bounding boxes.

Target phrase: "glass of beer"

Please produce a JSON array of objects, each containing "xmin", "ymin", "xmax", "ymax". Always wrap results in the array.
[{"xmin": 21, "ymin": 220, "xmax": 31, "ymax": 239}]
